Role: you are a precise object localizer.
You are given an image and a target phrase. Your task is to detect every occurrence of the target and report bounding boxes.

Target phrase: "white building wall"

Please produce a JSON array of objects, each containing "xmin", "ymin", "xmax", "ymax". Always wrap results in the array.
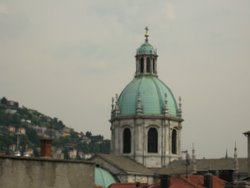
[{"xmin": 111, "ymin": 116, "xmax": 182, "ymax": 168}]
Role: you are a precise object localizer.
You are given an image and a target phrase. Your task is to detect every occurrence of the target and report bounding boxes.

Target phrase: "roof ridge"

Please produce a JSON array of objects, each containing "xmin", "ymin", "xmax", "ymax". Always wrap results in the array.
[
  {"xmin": 96, "ymin": 154, "xmax": 153, "ymax": 174},
  {"xmin": 96, "ymin": 154, "xmax": 127, "ymax": 173}
]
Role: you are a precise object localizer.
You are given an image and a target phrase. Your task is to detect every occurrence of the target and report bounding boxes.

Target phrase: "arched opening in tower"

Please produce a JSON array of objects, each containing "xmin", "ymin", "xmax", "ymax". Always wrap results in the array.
[
  {"xmin": 140, "ymin": 58, "xmax": 144, "ymax": 73},
  {"xmin": 172, "ymin": 129, "xmax": 177, "ymax": 154},
  {"xmin": 123, "ymin": 128, "xmax": 131, "ymax": 153},
  {"xmin": 148, "ymin": 128, "xmax": 158, "ymax": 153}
]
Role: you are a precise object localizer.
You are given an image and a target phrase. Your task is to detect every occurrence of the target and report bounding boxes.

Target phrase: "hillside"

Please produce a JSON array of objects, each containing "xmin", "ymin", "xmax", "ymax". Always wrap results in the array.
[{"xmin": 0, "ymin": 97, "xmax": 110, "ymax": 158}]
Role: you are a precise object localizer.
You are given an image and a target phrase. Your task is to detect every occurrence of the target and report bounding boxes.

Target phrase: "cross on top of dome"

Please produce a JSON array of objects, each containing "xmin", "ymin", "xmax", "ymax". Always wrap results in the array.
[{"xmin": 144, "ymin": 26, "xmax": 149, "ymax": 42}]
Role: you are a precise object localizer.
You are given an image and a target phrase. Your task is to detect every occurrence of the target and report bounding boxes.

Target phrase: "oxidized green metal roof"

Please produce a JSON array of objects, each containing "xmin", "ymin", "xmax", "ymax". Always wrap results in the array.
[
  {"xmin": 118, "ymin": 75, "xmax": 178, "ymax": 116},
  {"xmin": 95, "ymin": 167, "xmax": 117, "ymax": 188},
  {"xmin": 136, "ymin": 41, "xmax": 157, "ymax": 55}
]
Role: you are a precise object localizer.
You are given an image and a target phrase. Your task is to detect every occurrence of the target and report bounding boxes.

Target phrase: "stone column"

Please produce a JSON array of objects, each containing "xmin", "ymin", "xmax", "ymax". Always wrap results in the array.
[{"xmin": 144, "ymin": 57, "xmax": 147, "ymax": 73}]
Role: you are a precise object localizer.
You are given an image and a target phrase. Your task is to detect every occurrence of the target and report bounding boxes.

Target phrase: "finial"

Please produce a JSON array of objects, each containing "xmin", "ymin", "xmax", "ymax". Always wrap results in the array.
[
  {"xmin": 234, "ymin": 141, "xmax": 239, "ymax": 173},
  {"xmin": 192, "ymin": 143, "xmax": 197, "ymax": 174},
  {"xmin": 136, "ymin": 92, "xmax": 143, "ymax": 114},
  {"xmin": 114, "ymin": 94, "xmax": 120, "ymax": 116},
  {"xmin": 192, "ymin": 143, "xmax": 196, "ymax": 160},
  {"xmin": 144, "ymin": 26, "xmax": 149, "ymax": 42},
  {"xmin": 163, "ymin": 93, "xmax": 168, "ymax": 115},
  {"xmin": 178, "ymin": 96, "xmax": 182, "ymax": 117},
  {"xmin": 234, "ymin": 141, "xmax": 237, "ymax": 158}
]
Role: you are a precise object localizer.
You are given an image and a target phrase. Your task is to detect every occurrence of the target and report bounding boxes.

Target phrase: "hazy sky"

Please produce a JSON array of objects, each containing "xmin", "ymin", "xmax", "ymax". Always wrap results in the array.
[{"xmin": 0, "ymin": 0, "xmax": 249, "ymax": 159}]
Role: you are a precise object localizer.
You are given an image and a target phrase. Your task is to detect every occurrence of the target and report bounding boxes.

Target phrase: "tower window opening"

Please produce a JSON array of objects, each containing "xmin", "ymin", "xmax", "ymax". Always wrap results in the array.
[
  {"xmin": 153, "ymin": 59, "xmax": 155, "ymax": 73},
  {"xmin": 146, "ymin": 57, "xmax": 150, "ymax": 73},
  {"xmin": 172, "ymin": 129, "xmax": 177, "ymax": 154},
  {"xmin": 123, "ymin": 128, "xmax": 131, "ymax": 153},
  {"xmin": 140, "ymin": 58, "xmax": 144, "ymax": 73},
  {"xmin": 148, "ymin": 127, "xmax": 158, "ymax": 153}
]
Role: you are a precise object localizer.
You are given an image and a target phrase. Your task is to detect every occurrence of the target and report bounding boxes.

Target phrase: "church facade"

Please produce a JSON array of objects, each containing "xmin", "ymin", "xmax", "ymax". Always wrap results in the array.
[{"xmin": 110, "ymin": 28, "xmax": 183, "ymax": 168}]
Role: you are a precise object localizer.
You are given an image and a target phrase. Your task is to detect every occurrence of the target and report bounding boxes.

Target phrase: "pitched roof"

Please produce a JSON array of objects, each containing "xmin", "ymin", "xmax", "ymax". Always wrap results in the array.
[
  {"xmin": 92, "ymin": 154, "xmax": 154, "ymax": 175},
  {"xmin": 170, "ymin": 176, "xmax": 225, "ymax": 188},
  {"xmin": 109, "ymin": 183, "xmax": 148, "ymax": 188},
  {"xmin": 108, "ymin": 175, "xmax": 226, "ymax": 188},
  {"xmin": 155, "ymin": 158, "xmax": 247, "ymax": 175}
]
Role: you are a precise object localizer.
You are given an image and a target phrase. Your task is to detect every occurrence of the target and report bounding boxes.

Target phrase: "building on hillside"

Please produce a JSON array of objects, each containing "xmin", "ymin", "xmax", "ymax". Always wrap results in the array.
[
  {"xmin": 8, "ymin": 126, "xmax": 16, "ymax": 133},
  {"xmin": 18, "ymin": 127, "xmax": 26, "ymax": 135},
  {"xmin": 0, "ymin": 97, "xmax": 19, "ymax": 108},
  {"xmin": 5, "ymin": 108, "xmax": 17, "ymax": 114},
  {"xmin": 110, "ymin": 27, "xmax": 183, "ymax": 169},
  {"xmin": 61, "ymin": 127, "xmax": 73, "ymax": 137}
]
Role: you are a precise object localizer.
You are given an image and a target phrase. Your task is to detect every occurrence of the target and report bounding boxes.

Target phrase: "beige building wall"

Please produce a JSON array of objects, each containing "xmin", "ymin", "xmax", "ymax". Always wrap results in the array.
[{"xmin": 0, "ymin": 156, "xmax": 95, "ymax": 188}]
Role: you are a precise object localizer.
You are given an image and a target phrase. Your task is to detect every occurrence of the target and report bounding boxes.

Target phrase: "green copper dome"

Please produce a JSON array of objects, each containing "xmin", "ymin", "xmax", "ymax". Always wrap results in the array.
[
  {"xmin": 136, "ymin": 42, "xmax": 157, "ymax": 55},
  {"xmin": 95, "ymin": 167, "xmax": 117, "ymax": 188},
  {"xmin": 111, "ymin": 28, "xmax": 180, "ymax": 119},
  {"xmin": 118, "ymin": 76, "xmax": 178, "ymax": 116}
]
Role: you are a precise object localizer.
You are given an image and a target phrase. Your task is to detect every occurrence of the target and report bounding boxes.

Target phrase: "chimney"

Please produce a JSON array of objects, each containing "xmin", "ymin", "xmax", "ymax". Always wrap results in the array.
[
  {"xmin": 160, "ymin": 175, "xmax": 170, "ymax": 188},
  {"xmin": 40, "ymin": 138, "xmax": 52, "ymax": 158},
  {"xmin": 204, "ymin": 173, "xmax": 213, "ymax": 188},
  {"xmin": 135, "ymin": 182, "xmax": 140, "ymax": 188},
  {"xmin": 244, "ymin": 131, "xmax": 250, "ymax": 177}
]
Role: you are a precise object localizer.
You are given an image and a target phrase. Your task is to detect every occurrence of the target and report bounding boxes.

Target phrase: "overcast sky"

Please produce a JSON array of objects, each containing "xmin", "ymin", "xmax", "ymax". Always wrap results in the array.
[{"xmin": 0, "ymin": 0, "xmax": 249, "ymax": 159}]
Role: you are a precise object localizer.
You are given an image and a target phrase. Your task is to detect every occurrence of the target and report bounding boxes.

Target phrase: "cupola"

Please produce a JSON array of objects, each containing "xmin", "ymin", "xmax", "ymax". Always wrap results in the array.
[{"xmin": 135, "ymin": 27, "xmax": 158, "ymax": 77}]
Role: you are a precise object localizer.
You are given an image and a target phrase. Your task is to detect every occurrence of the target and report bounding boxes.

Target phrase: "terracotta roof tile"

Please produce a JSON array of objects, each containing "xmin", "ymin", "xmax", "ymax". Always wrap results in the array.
[
  {"xmin": 109, "ymin": 183, "xmax": 148, "ymax": 188},
  {"xmin": 108, "ymin": 176, "xmax": 226, "ymax": 188}
]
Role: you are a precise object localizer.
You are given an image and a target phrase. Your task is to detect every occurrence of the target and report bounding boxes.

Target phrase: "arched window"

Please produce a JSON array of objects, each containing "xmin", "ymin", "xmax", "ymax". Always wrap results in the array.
[
  {"xmin": 148, "ymin": 128, "xmax": 158, "ymax": 153},
  {"xmin": 146, "ymin": 57, "xmax": 150, "ymax": 73},
  {"xmin": 140, "ymin": 58, "xmax": 144, "ymax": 73},
  {"xmin": 123, "ymin": 128, "xmax": 131, "ymax": 153},
  {"xmin": 172, "ymin": 129, "xmax": 177, "ymax": 154}
]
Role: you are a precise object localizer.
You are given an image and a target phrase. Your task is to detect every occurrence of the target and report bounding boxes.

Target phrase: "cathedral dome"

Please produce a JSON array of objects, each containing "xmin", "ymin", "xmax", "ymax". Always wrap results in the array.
[
  {"xmin": 136, "ymin": 42, "xmax": 157, "ymax": 55},
  {"xmin": 110, "ymin": 28, "xmax": 183, "ymax": 168},
  {"xmin": 95, "ymin": 167, "xmax": 117, "ymax": 188},
  {"xmin": 111, "ymin": 27, "xmax": 181, "ymax": 119},
  {"xmin": 118, "ymin": 76, "xmax": 178, "ymax": 116}
]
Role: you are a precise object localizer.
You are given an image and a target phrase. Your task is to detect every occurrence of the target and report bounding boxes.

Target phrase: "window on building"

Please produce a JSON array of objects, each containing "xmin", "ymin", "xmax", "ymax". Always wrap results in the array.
[
  {"xmin": 152, "ymin": 59, "xmax": 155, "ymax": 73},
  {"xmin": 140, "ymin": 58, "xmax": 144, "ymax": 73},
  {"xmin": 123, "ymin": 128, "xmax": 131, "ymax": 153},
  {"xmin": 148, "ymin": 128, "xmax": 158, "ymax": 153},
  {"xmin": 172, "ymin": 129, "xmax": 177, "ymax": 154}
]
